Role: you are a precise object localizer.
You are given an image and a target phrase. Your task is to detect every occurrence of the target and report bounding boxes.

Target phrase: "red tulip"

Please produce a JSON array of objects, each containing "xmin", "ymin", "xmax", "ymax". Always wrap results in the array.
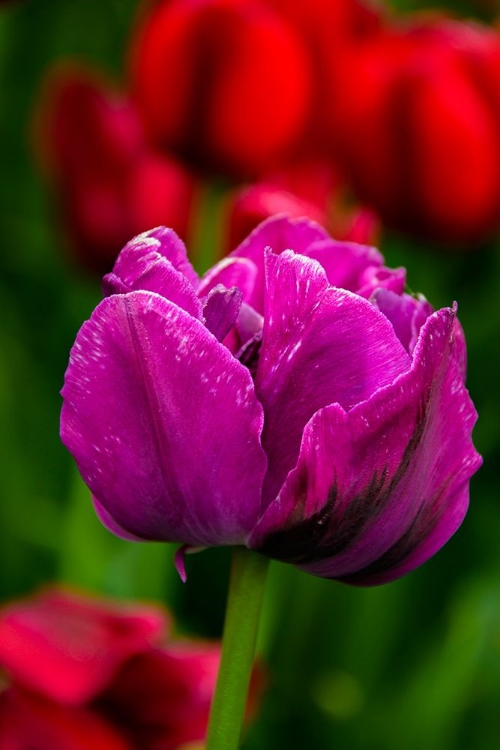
[
  {"xmin": 0, "ymin": 588, "xmax": 225, "ymax": 749},
  {"xmin": 225, "ymin": 162, "xmax": 380, "ymax": 252},
  {"xmin": 265, "ymin": 0, "xmax": 383, "ymax": 153},
  {"xmin": 129, "ymin": 0, "xmax": 312, "ymax": 179},
  {"xmin": 35, "ymin": 65, "xmax": 197, "ymax": 273},
  {"xmin": 99, "ymin": 644, "xmax": 220, "ymax": 750},
  {"xmin": 0, "ymin": 587, "xmax": 164, "ymax": 706},
  {"xmin": 0, "ymin": 689, "xmax": 130, "ymax": 750},
  {"xmin": 329, "ymin": 17, "xmax": 500, "ymax": 244}
]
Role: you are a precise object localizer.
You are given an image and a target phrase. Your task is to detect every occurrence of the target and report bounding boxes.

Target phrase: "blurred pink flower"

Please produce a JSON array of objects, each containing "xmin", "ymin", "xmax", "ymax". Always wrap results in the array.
[
  {"xmin": 61, "ymin": 218, "xmax": 480, "ymax": 586},
  {"xmin": 0, "ymin": 588, "xmax": 224, "ymax": 749}
]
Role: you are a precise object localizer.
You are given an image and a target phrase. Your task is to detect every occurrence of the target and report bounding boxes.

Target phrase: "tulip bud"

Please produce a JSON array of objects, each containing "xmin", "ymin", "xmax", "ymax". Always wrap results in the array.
[{"xmin": 265, "ymin": 0, "xmax": 383, "ymax": 154}]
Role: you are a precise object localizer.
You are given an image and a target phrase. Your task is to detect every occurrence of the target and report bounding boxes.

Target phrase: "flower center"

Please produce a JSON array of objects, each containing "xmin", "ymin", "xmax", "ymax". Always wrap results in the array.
[{"xmin": 237, "ymin": 332, "xmax": 262, "ymax": 379}]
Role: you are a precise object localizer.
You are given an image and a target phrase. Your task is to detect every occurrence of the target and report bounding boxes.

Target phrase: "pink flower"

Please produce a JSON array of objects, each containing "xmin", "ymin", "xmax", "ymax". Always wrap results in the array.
[
  {"xmin": 0, "ymin": 588, "xmax": 222, "ymax": 749},
  {"xmin": 61, "ymin": 217, "xmax": 480, "ymax": 586}
]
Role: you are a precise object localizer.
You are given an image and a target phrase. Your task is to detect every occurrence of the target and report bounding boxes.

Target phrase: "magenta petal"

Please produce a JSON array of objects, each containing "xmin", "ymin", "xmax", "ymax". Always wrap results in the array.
[
  {"xmin": 174, "ymin": 546, "xmax": 189, "ymax": 583},
  {"xmin": 303, "ymin": 238, "xmax": 406, "ymax": 298},
  {"xmin": 104, "ymin": 257, "xmax": 203, "ymax": 320},
  {"xmin": 250, "ymin": 308, "xmax": 481, "ymax": 584},
  {"xmin": 236, "ymin": 303, "xmax": 264, "ymax": 346},
  {"xmin": 303, "ymin": 238, "xmax": 380, "ymax": 286},
  {"xmin": 232, "ymin": 215, "xmax": 330, "ymax": 313},
  {"xmin": 173, "ymin": 544, "xmax": 206, "ymax": 583},
  {"xmin": 197, "ymin": 256, "xmax": 258, "ymax": 302},
  {"xmin": 356, "ymin": 265, "xmax": 406, "ymax": 299},
  {"xmin": 256, "ymin": 250, "xmax": 410, "ymax": 504},
  {"xmin": 102, "ymin": 272, "xmax": 130, "ymax": 296},
  {"xmin": 202, "ymin": 285, "xmax": 242, "ymax": 342},
  {"xmin": 61, "ymin": 291, "xmax": 267, "ymax": 546},
  {"xmin": 451, "ymin": 317, "xmax": 467, "ymax": 379},
  {"xmin": 372, "ymin": 289, "xmax": 434, "ymax": 354},
  {"xmin": 93, "ymin": 495, "xmax": 146, "ymax": 542},
  {"xmin": 103, "ymin": 226, "xmax": 199, "ymax": 294}
]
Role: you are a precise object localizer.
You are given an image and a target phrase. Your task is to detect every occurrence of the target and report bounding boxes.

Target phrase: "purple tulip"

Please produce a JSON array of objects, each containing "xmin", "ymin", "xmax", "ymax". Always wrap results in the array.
[{"xmin": 61, "ymin": 217, "xmax": 481, "ymax": 585}]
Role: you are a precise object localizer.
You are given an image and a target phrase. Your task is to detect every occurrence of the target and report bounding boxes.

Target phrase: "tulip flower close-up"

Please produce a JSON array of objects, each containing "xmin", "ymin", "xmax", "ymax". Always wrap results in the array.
[
  {"xmin": 2, "ymin": 0, "xmax": 500, "ymax": 748},
  {"xmin": 60, "ymin": 217, "xmax": 481, "ymax": 585}
]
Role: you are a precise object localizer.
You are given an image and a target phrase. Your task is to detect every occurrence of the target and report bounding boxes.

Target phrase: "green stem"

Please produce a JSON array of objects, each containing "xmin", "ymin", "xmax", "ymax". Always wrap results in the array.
[{"xmin": 206, "ymin": 546, "xmax": 269, "ymax": 750}]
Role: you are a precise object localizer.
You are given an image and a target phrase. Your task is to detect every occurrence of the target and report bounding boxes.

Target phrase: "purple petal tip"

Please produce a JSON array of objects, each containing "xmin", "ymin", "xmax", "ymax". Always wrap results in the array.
[
  {"xmin": 173, "ymin": 544, "xmax": 208, "ymax": 582},
  {"xmin": 174, "ymin": 546, "xmax": 188, "ymax": 583}
]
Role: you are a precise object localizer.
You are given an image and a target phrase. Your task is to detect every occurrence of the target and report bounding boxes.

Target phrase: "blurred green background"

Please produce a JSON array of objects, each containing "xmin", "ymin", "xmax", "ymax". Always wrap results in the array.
[{"xmin": 1, "ymin": 1, "xmax": 499, "ymax": 749}]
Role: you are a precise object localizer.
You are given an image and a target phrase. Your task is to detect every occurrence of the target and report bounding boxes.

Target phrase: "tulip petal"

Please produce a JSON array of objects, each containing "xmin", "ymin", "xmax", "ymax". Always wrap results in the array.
[
  {"xmin": 255, "ymin": 250, "xmax": 410, "ymax": 503},
  {"xmin": 235, "ymin": 302, "xmax": 264, "ymax": 346},
  {"xmin": 100, "ymin": 645, "xmax": 220, "ymax": 747},
  {"xmin": 202, "ymin": 285, "xmax": 242, "ymax": 342},
  {"xmin": 61, "ymin": 291, "xmax": 266, "ymax": 546},
  {"xmin": 357, "ymin": 265, "xmax": 406, "ymax": 298},
  {"xmin": 303, "ymin": 238, "xmax": 407, "ymax": 298},
  {"xmin": 104, "ymin": 226, "xmax": 199, "ymax": 293},
  {"xmin": 232, "ymin": 215, "xmax": 329, "ymax": 312},
  {"xmin": 104, "ymin": 260, "xmax": 203, "ymax": 320},
  {"xmin": 250, "ymin": 308, "xmax": 481, "ymax": 584},
  {"xmin": 93, "ymin": 495, "xmax": 147, "ymax": 541},
  {"xmin": 198, "ymin": 256, "xmax": 258, "ymax": 301},
  {"xmin": 102, "ymin": 228, "xmax": 202, "ymax": 320},
  {"xmin": 303, "ymin": 237, "xmax": 379, "ymax": 285},
  {"xmin": 371, "ymin": 288, "xmax": 433, "ymax": 353}
]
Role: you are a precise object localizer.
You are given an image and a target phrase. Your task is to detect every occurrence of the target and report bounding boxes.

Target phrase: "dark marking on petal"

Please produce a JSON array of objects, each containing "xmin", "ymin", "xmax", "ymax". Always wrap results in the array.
[
  {"xmin": 337, "ymin": 475, "xmax": 453, "ymax": 585},
  {"xmin": 256, "ymin": 401, "xmax": 429, "ymax": 566},
  {"xmin": 237, "ymin": 331, "xmax": 262, "ymax": 379}
]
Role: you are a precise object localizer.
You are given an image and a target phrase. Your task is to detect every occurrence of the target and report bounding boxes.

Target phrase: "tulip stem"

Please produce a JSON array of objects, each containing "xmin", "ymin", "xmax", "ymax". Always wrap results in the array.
[{"xmin": 206, "ymin": 546, "xmax": 269, "ymax": 750}]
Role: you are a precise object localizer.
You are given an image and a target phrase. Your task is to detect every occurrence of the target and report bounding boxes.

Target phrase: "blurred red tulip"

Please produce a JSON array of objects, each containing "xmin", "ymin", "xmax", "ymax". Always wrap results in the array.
[
  {"xmin": 35, "ymin": 65, "xmax": 197, "ymax": 273},
  {"xmin": 329, "ymin": 17, "xmax": 500, "ymax": 245},
  {"xmin": 266, "ymin": 0, "xmax": 381, "ymax": 42},
  {"xmin": 225, "ymin": 162, "xmax": 380, "ymax": 252},
  {"xmin": 99, "ymin": 644, "xmax": 221, "ymax": 750},
  {"xmin": 0, "ymin": 689, "xmax": 131, "ymax": 750},
  {"xmin": 129, "ymin": 0, "xmax": 312, "ymax": 179},
  {"xmin": 0, "ymin": 588, "xmax": 165, "ymax": 706},
  {"xmin": 0, "ymin": 588, "xmax": 228, "ymax": 749},
  {"xmin": 265, "ymin": 0, "xmax": 383, "ymax": 154}
]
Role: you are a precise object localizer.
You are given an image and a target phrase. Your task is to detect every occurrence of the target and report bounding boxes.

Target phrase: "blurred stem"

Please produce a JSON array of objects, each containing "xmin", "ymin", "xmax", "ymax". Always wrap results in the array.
[
  {"xmin": 189, "ymin": 179, "xmax": 229, "ymax": 274},
  {"xmin": 206, "ymin": 547, "xmax": 269, "ymax": 750}
]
